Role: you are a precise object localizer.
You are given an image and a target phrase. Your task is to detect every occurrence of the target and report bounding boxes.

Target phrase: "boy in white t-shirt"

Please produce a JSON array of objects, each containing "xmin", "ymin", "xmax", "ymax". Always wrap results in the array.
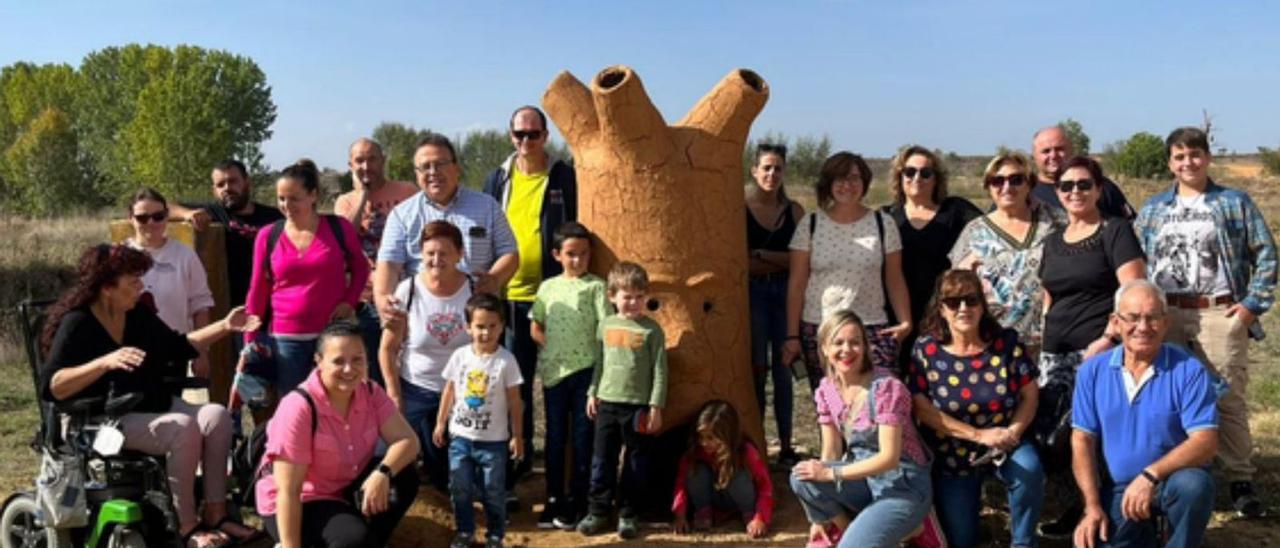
[{"xmin": 434, "ymin": 293, "xmax": 524, "ymax": 548}]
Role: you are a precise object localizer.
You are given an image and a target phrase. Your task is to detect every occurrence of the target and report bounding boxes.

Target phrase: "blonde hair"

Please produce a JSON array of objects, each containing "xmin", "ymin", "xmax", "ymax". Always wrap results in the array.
[
  {"xmin": 981, "ymin": 151, "xmax": 1032, "ymax": 181},
  {"xmin": 607, "ymin": 261, "xmax": 649, "ymax": 294},
  {"xmin": 816, "ymin": 309, "xmax": 873, "ymax": 387}
]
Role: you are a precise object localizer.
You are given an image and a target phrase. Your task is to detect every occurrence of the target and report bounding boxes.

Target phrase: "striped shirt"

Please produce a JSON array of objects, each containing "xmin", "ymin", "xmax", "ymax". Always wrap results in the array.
[{"xmin": 377, "ymin": 188, "xmax": 517, "ymax": 278}]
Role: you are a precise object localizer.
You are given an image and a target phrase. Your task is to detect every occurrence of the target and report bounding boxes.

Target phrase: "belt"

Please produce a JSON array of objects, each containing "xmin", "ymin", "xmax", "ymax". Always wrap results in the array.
[{"xmin": 1166, "ymin": 294, "xmax": 1234, "ymax": 309}]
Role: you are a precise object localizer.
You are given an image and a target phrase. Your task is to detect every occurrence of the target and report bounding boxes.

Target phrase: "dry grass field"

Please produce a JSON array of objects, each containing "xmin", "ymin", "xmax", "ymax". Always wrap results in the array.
[{"xmin": 1, "ymin": 157, "xmax": 1277, "ymax": 546}]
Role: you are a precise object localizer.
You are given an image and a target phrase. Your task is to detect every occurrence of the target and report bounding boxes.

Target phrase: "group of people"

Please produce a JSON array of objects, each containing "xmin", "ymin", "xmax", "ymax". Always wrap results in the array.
[
  {"xmin": 32, "ymin": 107, "xmax": 1274, "ymax": 548},
  {"xmin": 749, "ymin": 125, "xmax": 1275, "ymax": 547}
]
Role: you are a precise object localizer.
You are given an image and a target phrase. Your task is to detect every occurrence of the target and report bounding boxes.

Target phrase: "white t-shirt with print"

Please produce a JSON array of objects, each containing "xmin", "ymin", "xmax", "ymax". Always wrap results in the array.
[
  {"xmin": 790, "ymin": 210, "xmax": 902, "ymax": 325},
  {"xmin": 130, "ymin": 239, "xmax": 214, "ymax": 332},
  {"xmin": 1150, "ymin": 194, "xmax": 1232, "ymax": 297},
  {"xmin": 442, "ymin": 345, "xmax": 523, "ymax": 442},
  {"xmin": 396, "ymin": 276, "xmax": 471, "ymax": 392}
]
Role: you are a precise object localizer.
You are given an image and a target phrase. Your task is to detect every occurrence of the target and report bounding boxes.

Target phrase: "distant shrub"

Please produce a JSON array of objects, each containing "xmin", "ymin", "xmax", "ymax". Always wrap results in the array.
[
  {"xmin": 1106, "ymin": 132, "xmax": 1170, "ymax": 180},
  {"xmin": 1259, "ymin": 146, "xmax": 1280, "ymax": 177}
]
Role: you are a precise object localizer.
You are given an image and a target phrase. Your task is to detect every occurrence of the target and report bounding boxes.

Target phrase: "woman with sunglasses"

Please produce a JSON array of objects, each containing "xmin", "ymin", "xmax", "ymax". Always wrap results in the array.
[
  {"xmin": 127, "ymin": 188, "xmax": 216, "ymax": 379},
  {"xmin": 907, "ymin": 269, "xmax": 1043, "ymax": 548},
  {"xmin": 883, "ymin": 146, "xmax": 982, "ymax": 374},
  {"xmin": 782, "ymin": 152, "xmax": 912, "ymax": 389},
  {"xmin": 949, "ymin": 152, "xmax": 1061, "ymax": 357},
  {"xmin": 1033, "ymin": 156, "xmax": 1146, "ymax": 539},
  {"xmin": 745, "ymin": 142, "xmax": 805, "ymax": 466}
]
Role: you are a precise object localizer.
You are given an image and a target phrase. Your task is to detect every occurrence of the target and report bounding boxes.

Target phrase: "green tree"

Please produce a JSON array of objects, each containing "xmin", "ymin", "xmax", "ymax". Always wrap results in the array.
[
  {"xmin": 1059, "ymin": 118, "xmax": 1091, "ymax": 156},
  {"xmin": 1, "ymin": 108, "xmax": 89, "ymax": 214},
  {"xmin": 458, "ymin": 129, "xmax": 512, "ymax": 189},
  {"xmin": 788, "ymin": 134, "xmax": 833, "ymax": 187},
  {"xmin": 371, "ymin": 122, "xmax": 432, "ymax": 182},
  {"xmin": 1106, "ymin": 132, "xmax": 1170, "ymax": 179},
  {"xmin": 76, "ymin": 44, "xmax": 275, "ymax": 201}
]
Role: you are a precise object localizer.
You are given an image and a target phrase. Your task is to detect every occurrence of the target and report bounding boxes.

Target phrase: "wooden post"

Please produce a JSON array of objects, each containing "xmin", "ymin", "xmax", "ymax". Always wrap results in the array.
[{"xmin": 543, "ymin": 66, "xmax": 770, "ymax": 445}]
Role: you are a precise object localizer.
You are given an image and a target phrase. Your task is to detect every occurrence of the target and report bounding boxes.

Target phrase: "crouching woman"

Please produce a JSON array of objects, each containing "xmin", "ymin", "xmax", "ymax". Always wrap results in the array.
[{"xmin": 256, "ymin": 322, "xmax": 420, "ymax": 548}]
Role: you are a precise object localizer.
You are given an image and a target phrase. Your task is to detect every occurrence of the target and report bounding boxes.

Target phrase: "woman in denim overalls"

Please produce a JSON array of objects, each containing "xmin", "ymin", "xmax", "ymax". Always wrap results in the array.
[{"xmin": 791, "ymin": 310, "xmax": 937, "ymax": 548}]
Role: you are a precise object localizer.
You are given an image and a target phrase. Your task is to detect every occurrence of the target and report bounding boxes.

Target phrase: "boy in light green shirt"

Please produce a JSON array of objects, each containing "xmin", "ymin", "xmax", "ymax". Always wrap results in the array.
[
  {"xmin": 529, "ymin": 222, "xmax": 608, "ymax": 529},
  {"xmin": 577, "ymin": 261, "xmax": 667, "ymax": 539}
]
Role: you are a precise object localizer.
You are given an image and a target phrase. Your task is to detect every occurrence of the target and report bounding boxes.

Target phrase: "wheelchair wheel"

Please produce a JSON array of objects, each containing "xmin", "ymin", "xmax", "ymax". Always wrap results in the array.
[
  {"xmin": 0, "ymin": 493, "xmax": 72, "ymax": 548},
  {"xmin": 104, "ymin": 526, "xmax": 144, "ymax": 548}
]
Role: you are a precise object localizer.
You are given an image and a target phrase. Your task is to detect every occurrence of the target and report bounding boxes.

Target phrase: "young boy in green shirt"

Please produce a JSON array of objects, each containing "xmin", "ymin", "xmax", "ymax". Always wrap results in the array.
[
  {"xmin": 529, "ymin": 222, "xmax": 609, "ymax": 529},
  {"xmin": 576, "ymin": 261, "xmax": 667, "ymax": 539}
]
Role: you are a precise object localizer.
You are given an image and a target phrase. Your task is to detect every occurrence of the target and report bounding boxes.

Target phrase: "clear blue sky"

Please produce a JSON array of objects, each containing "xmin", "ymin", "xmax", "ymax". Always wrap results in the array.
[{"xmin": 4, "ymin": 1, "xmax": 1278, "ymax": 170}]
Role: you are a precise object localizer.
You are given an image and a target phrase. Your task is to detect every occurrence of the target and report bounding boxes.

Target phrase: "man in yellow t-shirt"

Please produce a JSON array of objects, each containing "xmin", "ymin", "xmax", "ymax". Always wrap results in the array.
[{"xmin": 483, "ymin": 106, "xmax": 577, "ymax": 514}]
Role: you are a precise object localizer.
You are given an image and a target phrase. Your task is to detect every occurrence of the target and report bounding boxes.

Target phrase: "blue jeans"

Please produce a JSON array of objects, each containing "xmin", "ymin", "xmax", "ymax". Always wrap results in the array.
[
  {"xmin": 933, "ymin": 442, "xmax": 1045, "ymax": 548},
  {"xmin": 504, "ymin": 300, "xmax": 537, "ymax": 488},
  {"xmin": 684, "ymin": 462, "xmax": 756, "ymax": 518},
  {"xmin": 790, "ymin": 461, "xmax": 932, "ymax": 548},
  {"xmin": 543, "ymin": 368, "xmax": 593, "ymax": 506},
  {"xmin": 749, "ymin": 276, "xmax": 794, "ymax": 452},
  {"xmin": 449, "ymin": 437, "xmax": 509, "ymax": 539},
  {"xmin": 401, "ymin": 381, "xmax": 449, "ymax": 492},
  {"xmin": 356, "ymin": 303, "xmax": 384, "ymax": 387},
  {"xmin": 270, "ymin": 337, "xmax": 318, "ymax": 391},
  {"xmin": 1099, "ymin": 468, "xmax": 1214, "ymax": 548}
]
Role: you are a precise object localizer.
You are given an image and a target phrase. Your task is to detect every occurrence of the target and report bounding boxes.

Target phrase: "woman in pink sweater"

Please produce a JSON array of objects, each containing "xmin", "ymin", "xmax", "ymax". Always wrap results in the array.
[{"xmin": 244, "ymin": 159, "xmax": 369, "ymax": 392}]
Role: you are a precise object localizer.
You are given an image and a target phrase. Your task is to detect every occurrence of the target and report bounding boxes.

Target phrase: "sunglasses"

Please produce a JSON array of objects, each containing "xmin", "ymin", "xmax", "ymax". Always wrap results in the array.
[
  {"xmin": 985, "ymin": 173, "xmax": 1027, "ymax": 189},
  {"xmin": 511, "ymin": 130, "xmax": 543, "ymax": 141},
  {"xmin": 133, "ymin": 211, "xmax": 168, "ymax": 224},
  {"xmin": 940, "ymin": 294, "xmax": 984, "ymax": 309},
  {"xmin": 1056, "ymin": 179, "xmax": 1096, "ymax": 193},
  {"xmin": 902, "ymin": 166, "xmax": 935, "ymax": 180}
]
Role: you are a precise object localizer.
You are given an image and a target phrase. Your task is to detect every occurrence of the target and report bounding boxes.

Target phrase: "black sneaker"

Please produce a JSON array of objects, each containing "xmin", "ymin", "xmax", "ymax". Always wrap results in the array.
[
  {"xmin": 537, "ymin": 498, "xmax": 560, "ymax": 529},
  {"xmin": 1038, "ymin": 503, "xmax": 1083, "ymax": 539},
  {"xmin": 1232, "ymin": 481, "xmax": 1267, "ymax": 518},
  {"xmin": 552, "ymin": 503, "xmax": 580, "ymax": 530},
  {"xmin": 505, "ymin": 493, "xmax": 521, "ymax": 513},
  {"xmin": 777, "ymin": 448, "xmax": 801, "ymax": 467}
]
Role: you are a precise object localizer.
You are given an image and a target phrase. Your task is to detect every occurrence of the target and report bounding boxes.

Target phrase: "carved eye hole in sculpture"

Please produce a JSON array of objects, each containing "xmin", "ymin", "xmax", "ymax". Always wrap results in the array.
[
  {"xmin": 702, "ymin": 300, "xmax": 713, "ymax": 313},
  {"xmin": 647, "ymin": 298, "xmax": 661, "ymax": 312}
]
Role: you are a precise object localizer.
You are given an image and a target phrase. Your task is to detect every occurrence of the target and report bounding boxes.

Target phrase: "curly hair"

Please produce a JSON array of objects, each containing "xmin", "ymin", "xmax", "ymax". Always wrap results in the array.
[
  {"xmin": 41, "ymin": 244, "xmax": 153, "ymax": 355},
  {"xmin": 687, "ymin": 400, "xmax": 744, "ymax": 490},
  {"xmin": 889, "ymin": 145, "xmax": 950, "ymax": 206}
]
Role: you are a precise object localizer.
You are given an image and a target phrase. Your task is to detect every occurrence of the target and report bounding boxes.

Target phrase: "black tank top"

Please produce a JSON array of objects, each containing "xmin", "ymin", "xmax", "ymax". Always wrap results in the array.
[{"xmin": 746, "ymin": 202, "xmax": 798, "ymax": 252}]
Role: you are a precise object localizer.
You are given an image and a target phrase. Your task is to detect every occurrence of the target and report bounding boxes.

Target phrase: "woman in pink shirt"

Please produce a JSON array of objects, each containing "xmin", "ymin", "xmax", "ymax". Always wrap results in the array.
[
  {"xmin": 256, "ymin": 322, "xmax": 419, "ymax": 547},
  {"xmin": 243, "ymin": 160, "xmax": 370, "ymax": 391}
]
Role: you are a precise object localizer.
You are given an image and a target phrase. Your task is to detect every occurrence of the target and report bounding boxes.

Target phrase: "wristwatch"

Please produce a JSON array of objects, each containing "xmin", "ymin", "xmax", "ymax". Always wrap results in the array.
[
  {"xmin": 376, "ymin": 463, "xmax": 393, "ymax": 478},
  {"xmin": 1140, "ymin": 469, "xmax": 1160, "ymax": 487}
]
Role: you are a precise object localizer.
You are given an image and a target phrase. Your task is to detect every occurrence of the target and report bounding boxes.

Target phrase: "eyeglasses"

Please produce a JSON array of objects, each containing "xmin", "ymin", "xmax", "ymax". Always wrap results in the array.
[
  {"xmin": 133, "ymin": 211, "xmax": 167, "ymax": 224},
  {"xmin": 985, "ymin": 174, "xmax": 1027, "ymax": 189},
  {"xmin": 902, "ymin": 166, "xmax": 935, "ymax": 180},
  {"xmin": 940, "ymin": 294, "xmax": 984, "ymax": 310},
  {"xmin": 1056, "ymin": 179, "xmax": 1096, "ymax": 193},
  {"xmin": 414, "ymin": 160, "xmax": 454, "ymax": 174},
  {"xmin": 511, "ymin": 130, "xmax": 543, "ymax": 141},
  {"xmin": 1116, "ymin": 312, "xmax": 1165, "ymax": 326}
]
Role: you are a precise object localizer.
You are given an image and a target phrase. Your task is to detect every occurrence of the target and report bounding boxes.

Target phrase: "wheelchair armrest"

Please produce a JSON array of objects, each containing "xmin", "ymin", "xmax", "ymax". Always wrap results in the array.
[
  {"xmin": 163, "ymin": 377, "xmax": 209, "ymax": 390},
  {"xmin": 104, "ymin": 392, "xmax": 145, "ymax": 416},
  {"xmin": 63, "ymin": 396, "xmax": 105, "ymax": 415}
]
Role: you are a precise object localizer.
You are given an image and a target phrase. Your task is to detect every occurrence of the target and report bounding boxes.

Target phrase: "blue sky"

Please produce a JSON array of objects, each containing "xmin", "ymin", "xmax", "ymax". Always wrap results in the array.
[{"xmin": 3, "ymin": 1, "xmax": 1278, "ymax": 170}]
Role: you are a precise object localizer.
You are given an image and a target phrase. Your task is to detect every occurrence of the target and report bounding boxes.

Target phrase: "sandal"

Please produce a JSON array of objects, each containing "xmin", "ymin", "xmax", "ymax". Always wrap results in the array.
[
  {"xmin": 182, "ymin": 526, "xmax": 232, "ymax": 548},
  {"xmin": 211, "ymin": 516, "xmax": 266, "ymax": 545}
]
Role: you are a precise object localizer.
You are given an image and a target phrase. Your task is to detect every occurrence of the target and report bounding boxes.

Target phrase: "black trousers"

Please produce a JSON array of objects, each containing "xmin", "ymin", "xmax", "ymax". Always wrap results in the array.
[
  {"xmin": 587, "ymin": 402, "xmax": 647, "ymax": 518},
  {"xmin": 264, "ymin": 461, "xmax": 420, "ymax": 548}
]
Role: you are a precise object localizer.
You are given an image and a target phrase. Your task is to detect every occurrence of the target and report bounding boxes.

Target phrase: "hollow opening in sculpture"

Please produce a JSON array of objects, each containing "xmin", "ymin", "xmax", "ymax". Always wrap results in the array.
[
  {"xmin": 597, "ymin": 67, "xmax": 629, "ymax": 91},
  {"xmin": 737, "ymin": 69, "xmax": 765, "ymax": 92}
]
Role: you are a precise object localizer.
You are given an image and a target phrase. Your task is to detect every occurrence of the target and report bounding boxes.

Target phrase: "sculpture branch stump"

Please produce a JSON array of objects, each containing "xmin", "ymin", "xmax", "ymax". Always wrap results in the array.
[{"xmin": 543, "ymin": 66, "xmax": 769, "ymax": 445}]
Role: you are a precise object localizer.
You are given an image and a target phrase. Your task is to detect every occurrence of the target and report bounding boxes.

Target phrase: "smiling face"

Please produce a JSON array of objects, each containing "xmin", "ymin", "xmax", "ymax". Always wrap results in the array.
[
  {"xmin": 348, "ymin": 139, "xmax": 386, "ymax": 189},
  {"xmin": 315, "ymin": 334, "xmax": 367, "ymax": 394},
  {"xmin": 610, "ymin": 287, "xmax": 648, "ymax": 320},
  {"xmin": 510, "ymin": 108, "xmax": 547, "ymax": 161},
  {"xmin": 421, "ymin": 236, "xmax": 461, "ymax": 278},
  {"xmin": 1114, "ymin": 285, "xmax": 1168, "ymax": 360},
  {"xmin": 823, "ymin": 321, "xmax": 868, "ymax": 376},
  {"xmin": 130, "ymin": 198, "xmax": 168, "ymax": 244},
  {"xmin": 276, "ymin": 177, "xmax": 317, "ymax": 220},
  {"xmin": 468, "ymin": 308, "xmax": 504, "ymax": 354},
  {"xmin": 831, "ymin": 166, "xmax": 865, "ymax": 206},
  {"xmin": 901, "ymin": 153, "xmax": 936, "ymax": 204},
  {"xmin": 1056, "ymin": 165, "xmax": 1100, "ymax": 218},
  {"xmin": 1033, "ymin": 127, "xmax": 1071, "ymax": 182},
  {"xmin": 414, "ymin": 144, "xmax": 460, "ymax": 204},
  {"xmin": 986, "ymin": 162, "xmax": 1030, "ymax": 212},
  {"xmin": 1167, "ymin": 143, "xmax": 1211, "ymax": 188},
  {"xmin": 751, "ymin": 152, "xmax": 785, "ymax": 194},
  {"xmin": 553, "ymin": 237, "xmax": 591, "ymax": 278}
]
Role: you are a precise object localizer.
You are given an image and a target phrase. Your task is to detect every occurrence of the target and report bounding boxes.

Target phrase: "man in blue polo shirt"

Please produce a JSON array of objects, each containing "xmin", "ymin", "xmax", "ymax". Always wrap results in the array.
[{"xmin": 1071, "ymin": 279, "xmax": 1218, "ymax": 548}]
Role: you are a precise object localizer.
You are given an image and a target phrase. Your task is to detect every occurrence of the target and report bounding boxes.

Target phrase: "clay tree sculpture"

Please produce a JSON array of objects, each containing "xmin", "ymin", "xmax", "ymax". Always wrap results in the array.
[{"xmin": 543, "ymin": 66, "xmax": 769, "ymax": 444}]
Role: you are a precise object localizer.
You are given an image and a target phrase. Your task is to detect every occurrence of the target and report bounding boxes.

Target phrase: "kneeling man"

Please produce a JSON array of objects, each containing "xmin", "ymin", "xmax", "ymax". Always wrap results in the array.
[{"xmin": 1072, "ymin": 279, "xmax": 1218, "ymax": 548}]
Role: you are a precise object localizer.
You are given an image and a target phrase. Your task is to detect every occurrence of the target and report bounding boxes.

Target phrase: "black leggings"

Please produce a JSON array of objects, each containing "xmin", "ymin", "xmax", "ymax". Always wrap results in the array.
[{"xmin": 264, "ymin": 462, "xmax": 420, "ymax": 548}]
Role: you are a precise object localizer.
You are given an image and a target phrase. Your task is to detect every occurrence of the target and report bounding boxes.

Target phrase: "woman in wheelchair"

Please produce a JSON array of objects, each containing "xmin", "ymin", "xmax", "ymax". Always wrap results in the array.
[
  {"xmin": 255, "ymin": 322, "xmax": 421, "ymax": 548},
  {"xmin": 38, "ymin": 243, "xmax": 263, "ymax": 548}
]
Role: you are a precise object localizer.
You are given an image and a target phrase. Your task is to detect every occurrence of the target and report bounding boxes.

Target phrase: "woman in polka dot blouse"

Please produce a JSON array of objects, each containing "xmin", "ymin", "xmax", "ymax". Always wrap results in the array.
[{"xmin": 907, "ymin": 269, "xmax": 1045, "ymax": 548}]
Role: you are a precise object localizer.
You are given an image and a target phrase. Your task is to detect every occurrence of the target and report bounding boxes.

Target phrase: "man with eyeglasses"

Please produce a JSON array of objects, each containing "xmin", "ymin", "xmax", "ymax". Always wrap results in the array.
[
  {"xmin": 482, "ymin": 105, "xmax": 578, "ymax": 519},
  {"xmin": 375, "ymin": 133, "xmax": 519, "ymax": 326},
  {"xmin": 1070, "ymin": 279, "xmax": 1218, "ymax": 548},
  {"xmin": 1031, "ymin": 125, "xmax": 1134, "ymax": 220},
  {"xmin": 1133, "ymin": 126, "xmax": 1277, "ymax": 519},
  {"xmin": 333, "ymin": 138, "xmax": 418, "ymax": 385}
]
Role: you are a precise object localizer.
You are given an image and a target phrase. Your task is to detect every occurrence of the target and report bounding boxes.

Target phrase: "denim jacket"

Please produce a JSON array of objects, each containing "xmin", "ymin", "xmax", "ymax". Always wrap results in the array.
[{"xmin": 1134, "ymin": 179, "xmax": 1278, "ymax": 339}]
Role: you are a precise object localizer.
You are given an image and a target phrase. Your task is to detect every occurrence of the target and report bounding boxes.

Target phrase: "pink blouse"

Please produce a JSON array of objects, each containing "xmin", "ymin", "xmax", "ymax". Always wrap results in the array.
[
  {"xmin": 815, "ymin": 375, "xmax": 930, "ymax": 466},
  {"xmin": 255, "ymin": 369, "xmax": 397, "ymax": 515}
]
